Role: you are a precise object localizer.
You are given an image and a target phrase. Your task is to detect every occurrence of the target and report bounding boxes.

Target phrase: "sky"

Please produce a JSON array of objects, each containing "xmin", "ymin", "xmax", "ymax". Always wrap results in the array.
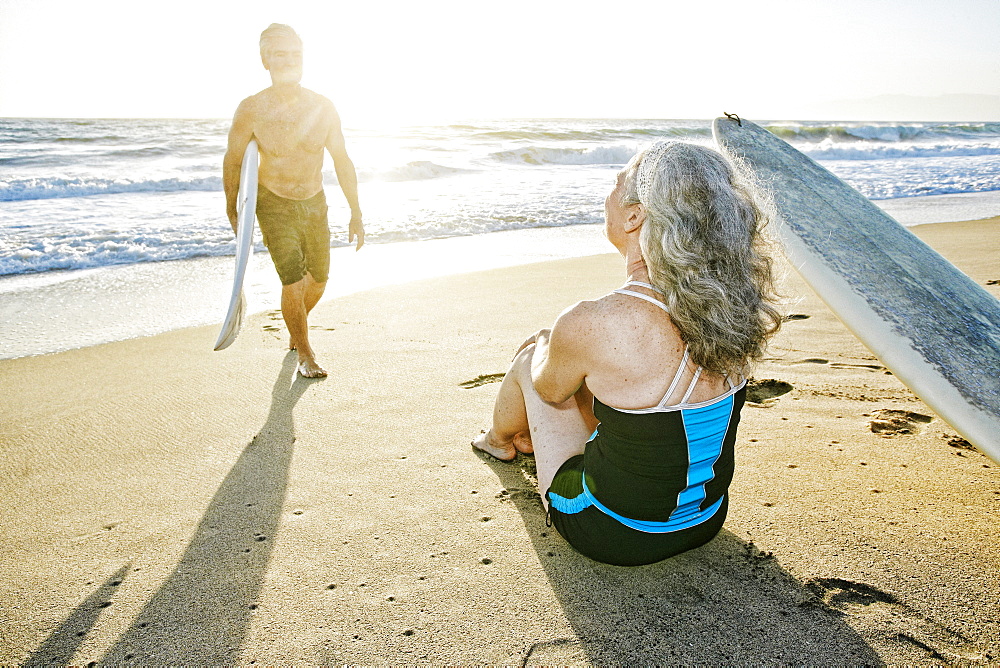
[{"xmin": 0, "ymin": 0, "xmax": 998, "ymax": 123}]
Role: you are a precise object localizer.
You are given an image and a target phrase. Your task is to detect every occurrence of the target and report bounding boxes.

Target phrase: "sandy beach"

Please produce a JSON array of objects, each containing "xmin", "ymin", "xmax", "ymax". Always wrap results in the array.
[{"xmin": 1, "ymin": 217, "xmax": 997, "ymax": 664}]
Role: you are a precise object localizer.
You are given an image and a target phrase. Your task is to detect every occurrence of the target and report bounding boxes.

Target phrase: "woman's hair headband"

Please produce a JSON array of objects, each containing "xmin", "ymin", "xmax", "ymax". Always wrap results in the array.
[{"xmin": 636, "ymin": 141, "xmax": 675, "ymax": 204}]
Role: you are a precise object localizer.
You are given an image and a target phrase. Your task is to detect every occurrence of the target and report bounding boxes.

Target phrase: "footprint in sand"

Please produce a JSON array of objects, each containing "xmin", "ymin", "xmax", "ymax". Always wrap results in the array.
[
  {"xmin": 944, "ymin": 434, "xmax": 976, "ymax": 451},
  {"xmin": 495, "ymin": 486, "xmax": 541, "ymax": 503},
  {"xmin": 804, "ymin": 578, "xmax": 990, "ymax": 662},
  {"xmin": 783, "ymin": 313, "xmax": 811, "ymax": 321},
  {"xmin": 262, "ymin": 312, "xmax": 285, "ymax": 337},
  {"xmin": 793, "ymin": 357, "xmax": 887, "ymax": 372},
  {"xmin": 522, "ymin": 638, "xmax": 588, "ymax": 666},
  {"xmin": 746, "ymin": 379, "xmax": 794, "ymax": 405},
  {"xmin": 830, "ymin": 362, "xmax": 887, "ymax": 372},
  {"xmin": 459, "ymin": 373, "xmax": 505, "ymax": 388},
  {"xmin": 806, "ymin": 577, "xmax": 900, "ymax": 608},
  {"xmin": 867, "ymin": 409, "xmax": 932, "ymax": 436}
]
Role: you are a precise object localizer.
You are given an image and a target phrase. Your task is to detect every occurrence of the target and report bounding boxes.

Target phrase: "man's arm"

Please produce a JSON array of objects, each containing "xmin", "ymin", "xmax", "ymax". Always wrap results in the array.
[
  {"xmin": 223, "ymin": 99, "xmax": 255, "ymax": 234},
  {"xmin": 324, "ymin": 104, "xmax": 364, "ymax": 250},
  {"xmin": 530, "ymin": 303, "xmax": 593, "ymax": 405}
]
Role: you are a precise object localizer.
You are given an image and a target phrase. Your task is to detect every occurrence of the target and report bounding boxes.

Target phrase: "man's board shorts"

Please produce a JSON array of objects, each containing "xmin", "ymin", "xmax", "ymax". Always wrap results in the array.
[{"xmin": 256, "ymin": 185, "xmax": 330, "ymax": 285}]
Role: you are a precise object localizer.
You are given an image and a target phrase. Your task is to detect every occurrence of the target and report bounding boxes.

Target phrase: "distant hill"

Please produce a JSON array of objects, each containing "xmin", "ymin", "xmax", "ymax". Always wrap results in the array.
[{"xmin": 817, "ymin": 94, "xmax": 1000, "ymax": 122}]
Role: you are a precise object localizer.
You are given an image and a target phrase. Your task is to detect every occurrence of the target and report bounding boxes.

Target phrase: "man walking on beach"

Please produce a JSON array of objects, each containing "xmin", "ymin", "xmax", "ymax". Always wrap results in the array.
[{"xmin": 224, "ymin": 23, "xmax": 363, "ymax": 378}]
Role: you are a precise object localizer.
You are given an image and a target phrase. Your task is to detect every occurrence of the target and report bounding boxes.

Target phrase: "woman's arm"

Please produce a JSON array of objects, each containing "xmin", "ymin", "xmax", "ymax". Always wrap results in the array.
[{"xmin": 530, "ymin": 302, "xmax": 595, "ymax": 405}]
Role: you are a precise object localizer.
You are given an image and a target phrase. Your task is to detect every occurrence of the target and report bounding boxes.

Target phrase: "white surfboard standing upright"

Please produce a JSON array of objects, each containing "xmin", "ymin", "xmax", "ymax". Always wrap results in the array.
[
  {"xmin": 214, "ymin": 139, "xmax": 259, "ymax": 351},
  {"xmin": 713, "ymin": 116, "xmax": 1000, "ymax": 463}
]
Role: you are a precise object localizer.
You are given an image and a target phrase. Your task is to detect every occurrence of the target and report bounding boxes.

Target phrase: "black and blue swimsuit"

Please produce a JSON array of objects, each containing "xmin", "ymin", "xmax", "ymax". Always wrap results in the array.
[{"xmin": 545, "ymin": 282, "xmax": 746, "ymax": 566}]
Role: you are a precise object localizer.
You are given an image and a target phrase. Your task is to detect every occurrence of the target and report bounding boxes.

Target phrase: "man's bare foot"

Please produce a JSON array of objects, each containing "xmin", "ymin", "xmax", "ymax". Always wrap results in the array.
[
  {"xmin": 513, "ymin": 431, "xmax": 533, "ymax": 454},
  {"xmin": 471, "ymin": 429, "xmax": 516, "ymax": 462},
  {"xmin": 297, "ymin": 356, "xmax": 327, "ymax": 378}
]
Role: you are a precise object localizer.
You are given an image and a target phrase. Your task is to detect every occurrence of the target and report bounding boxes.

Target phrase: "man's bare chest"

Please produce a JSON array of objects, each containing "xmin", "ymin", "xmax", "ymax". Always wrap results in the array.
[{"xmin": 255, "ymin": 104, "xmax": 328, "ymax": 156}]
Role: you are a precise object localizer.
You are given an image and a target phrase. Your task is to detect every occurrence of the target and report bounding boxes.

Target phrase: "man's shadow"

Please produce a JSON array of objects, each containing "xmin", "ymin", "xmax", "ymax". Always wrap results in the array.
[
  {"xmin": 24, "ymin": 353, "xmax": 311, "ymax": 665},
  {"xmin": 478, "ymin": 454, "xmax": 882, "ymax": 666}
]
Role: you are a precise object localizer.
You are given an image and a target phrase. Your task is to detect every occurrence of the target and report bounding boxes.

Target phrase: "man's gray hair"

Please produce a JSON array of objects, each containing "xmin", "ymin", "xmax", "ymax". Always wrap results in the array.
[{"xmin": 259, "ymin": 23, "xmax": 302, "ymax": 57}]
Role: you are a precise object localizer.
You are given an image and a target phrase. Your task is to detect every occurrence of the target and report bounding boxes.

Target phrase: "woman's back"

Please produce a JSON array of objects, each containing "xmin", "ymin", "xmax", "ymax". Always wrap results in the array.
[
  {"xmin": 547, "ymin": 280, "xmax": 745, "ymax": 521},
  {"xmin": 577, "ymin": 282, "xmax": 730, "ymax": 411},
  {"xmin": 583, "ymin": 381, "xmax": 744, "ymax": 524}
]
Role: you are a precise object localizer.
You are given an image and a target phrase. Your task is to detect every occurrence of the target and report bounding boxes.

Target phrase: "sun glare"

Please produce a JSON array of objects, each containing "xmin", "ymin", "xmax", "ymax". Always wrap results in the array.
[{"xmin": 0, "ymin": 0, "xmax": 997, "ymax": 120}]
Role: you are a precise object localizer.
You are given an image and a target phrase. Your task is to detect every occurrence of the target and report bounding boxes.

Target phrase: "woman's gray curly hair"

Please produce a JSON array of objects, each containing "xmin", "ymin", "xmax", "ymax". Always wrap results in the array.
[{"xmin": 622, "ymin": 141, "xmax": 782, "ymax": 378}]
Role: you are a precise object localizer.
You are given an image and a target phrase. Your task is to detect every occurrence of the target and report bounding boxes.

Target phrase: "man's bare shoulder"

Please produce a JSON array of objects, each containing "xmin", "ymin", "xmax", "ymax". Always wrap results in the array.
[
  {"xmin": 279, "ymin": 86, "xmax": 329, "ymax": 109},
  {"xmin": 305, "ymin": 89, "xmax": 339, "ymax": 119},
  {"xmin": 301, "ymin": 86, "xmax": 332, "ymax": 102},
  {"xmin": 234, "ymin": 90, "xmax": 270, "ymax": 116}
]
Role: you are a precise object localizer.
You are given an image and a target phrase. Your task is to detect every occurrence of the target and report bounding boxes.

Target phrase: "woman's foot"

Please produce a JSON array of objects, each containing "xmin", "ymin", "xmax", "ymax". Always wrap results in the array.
[
  {"xmin": 472, "ymin": 429, "xmax": 517, "ymax": 462},
  {"xmin": 513, "ymin": 431, "xmax": 533, "ymax": 454}
]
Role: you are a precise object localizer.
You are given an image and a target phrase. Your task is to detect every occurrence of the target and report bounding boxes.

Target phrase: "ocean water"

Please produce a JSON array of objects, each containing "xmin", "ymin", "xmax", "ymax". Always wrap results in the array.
[{"xmin": 2, "ymin": 117, "xmax": 999, "ymax": 359}]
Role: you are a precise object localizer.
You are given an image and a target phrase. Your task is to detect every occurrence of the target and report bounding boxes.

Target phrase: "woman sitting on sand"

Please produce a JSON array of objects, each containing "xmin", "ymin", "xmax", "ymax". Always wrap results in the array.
[{"xmin": 473, "ymin": 141, "xmax": 782, "ymax": 566}]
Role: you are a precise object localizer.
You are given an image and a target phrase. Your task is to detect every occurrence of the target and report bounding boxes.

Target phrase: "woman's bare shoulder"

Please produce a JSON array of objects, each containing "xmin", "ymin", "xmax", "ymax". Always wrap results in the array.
[
  {"xmin": 551, "ymin": 293, "xmax": 637, "ymax": 343},
  {"xmin": 554, "ymin": 295, "xmax": 615, "ymax": 327}
]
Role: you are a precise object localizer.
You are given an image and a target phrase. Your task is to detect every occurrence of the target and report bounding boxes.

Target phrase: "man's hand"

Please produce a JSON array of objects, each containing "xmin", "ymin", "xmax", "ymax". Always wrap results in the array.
[{"xmin": 349, "ymin": 213, "xmax": 365, "ymax": 251}]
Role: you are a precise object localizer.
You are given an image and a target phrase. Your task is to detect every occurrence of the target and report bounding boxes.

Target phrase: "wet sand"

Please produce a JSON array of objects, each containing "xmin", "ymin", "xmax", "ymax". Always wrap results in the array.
[{"xmin": 0, "ymin": 217, "xmax": 997, "ymax": 664}]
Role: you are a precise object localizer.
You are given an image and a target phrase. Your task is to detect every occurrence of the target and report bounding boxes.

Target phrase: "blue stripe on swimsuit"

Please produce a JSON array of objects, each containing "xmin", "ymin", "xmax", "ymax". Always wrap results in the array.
[{"xmin": 548, "ymin": 393, "xmax": 736, "ymax": 534}]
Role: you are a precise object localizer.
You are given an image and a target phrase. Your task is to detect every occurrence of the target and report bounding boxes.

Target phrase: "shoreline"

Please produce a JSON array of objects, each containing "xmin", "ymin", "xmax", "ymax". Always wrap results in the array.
[
  {"xmin": 0, "ymin": 224, "xmax": 607, "ymax": 361},
  {"xmin": 2, "ymin": 189, "xmax": 1000, "ymax": 361},
  {"xmin": 0, "ymin": 215, "xmax": 997, "ymax": 663}
]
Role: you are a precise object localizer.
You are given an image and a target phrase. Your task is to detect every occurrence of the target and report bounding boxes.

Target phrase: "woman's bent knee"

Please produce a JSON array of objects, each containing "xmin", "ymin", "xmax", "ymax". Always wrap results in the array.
[{"xmin": 510, "ymin": 343, "xmax": 535, "ymax": 380}]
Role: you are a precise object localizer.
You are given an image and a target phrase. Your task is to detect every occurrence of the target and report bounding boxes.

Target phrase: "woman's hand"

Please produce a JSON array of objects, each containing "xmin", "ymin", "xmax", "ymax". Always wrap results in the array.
[{"xmin": 515, "ymin": 328, "xmax": 551, "ymax": 358}]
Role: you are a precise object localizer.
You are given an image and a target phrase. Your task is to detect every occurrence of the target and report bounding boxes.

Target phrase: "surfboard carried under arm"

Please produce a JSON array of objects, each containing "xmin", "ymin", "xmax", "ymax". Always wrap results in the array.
[
  {"xmin": 713, "ymin": 116, "xmax": 1000, "ymax": 463},
  {"xmin": 214, "ymin": 139, "xmax": 258, "ymax": 351}
]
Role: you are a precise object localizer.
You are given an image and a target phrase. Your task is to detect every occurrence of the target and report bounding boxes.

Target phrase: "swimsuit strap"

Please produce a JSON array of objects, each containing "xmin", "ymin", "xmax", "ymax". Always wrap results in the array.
[
  {"xmin": 613, "ymin": 281, "xmax": 708, "ymax": 408},
  {"xmin": 656, "ymin": 347, "xmax": 691, "ymax": 408},
  {"xmin": 612, "ymin": 282, "xmax": 669, "ymax": 313},
  {"xmin": 680, "ymin": 365, "xmax": 704, "ymax": 404},
  {"xmin": 726, "ymin": 374, "xmax": 741, "ymax": 391},
  {"xmin": 621, "ymin": 280, "xmax": 664, "ymax": 294}
]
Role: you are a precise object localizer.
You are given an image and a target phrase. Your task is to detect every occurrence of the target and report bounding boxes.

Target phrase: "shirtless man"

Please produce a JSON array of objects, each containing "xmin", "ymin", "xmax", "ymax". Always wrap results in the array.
[{"xmin": 224, "ymin": 23, "xmax": 363, "ymax": 378}]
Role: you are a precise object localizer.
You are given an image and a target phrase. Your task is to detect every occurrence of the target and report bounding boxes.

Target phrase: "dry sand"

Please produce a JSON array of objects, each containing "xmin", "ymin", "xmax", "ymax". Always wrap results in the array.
[{"xmin": 1, "ymin": 217, "xmax": 997, "ymax": 665}]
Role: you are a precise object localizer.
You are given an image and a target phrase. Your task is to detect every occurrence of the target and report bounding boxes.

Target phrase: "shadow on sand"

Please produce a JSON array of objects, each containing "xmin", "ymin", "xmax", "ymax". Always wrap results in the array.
[
  {"xmin": 477, "ymin": 452, "xmax": 882, "ymax": 666},
  {"xmin": 25, "ymin": 353, "xmax": 311, "ymax": 665},
  {"xmin": 22, "ymin": 562, "xmax": 133, "ymax": 666}
]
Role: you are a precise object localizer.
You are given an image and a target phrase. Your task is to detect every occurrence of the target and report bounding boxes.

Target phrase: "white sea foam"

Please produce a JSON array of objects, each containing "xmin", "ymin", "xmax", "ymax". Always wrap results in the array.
[
  {"xmin": 1, "ymin": 117, "xmax": 999, "ymax": 279},
  {"xmin": 0, "ymin": 175, "xmax": 221, "ymax": 201},
  {"xmin": 355, "ymin": 160, "xmax": 472, "ymax": 182},
  {"xmin": 799, "ymin": 140, "xmax": 1000, "ymax": 161},
  {"xmin": 489, "ymin": 144, "xmax": 642, "ymax": 166},
  {"xmin": 829, "ymin": 154, "xmax": 1000, "ymax": 199}
]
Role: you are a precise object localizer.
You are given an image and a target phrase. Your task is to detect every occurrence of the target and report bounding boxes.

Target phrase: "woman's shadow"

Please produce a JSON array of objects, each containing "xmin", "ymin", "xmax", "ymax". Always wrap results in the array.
[
  {"xmin": 24, "ymin": 353, "xmax": 311, "ymax": 665},
  {"xmin": 478, "ymin": 453, "xmax": 882, "ymax": 666}
]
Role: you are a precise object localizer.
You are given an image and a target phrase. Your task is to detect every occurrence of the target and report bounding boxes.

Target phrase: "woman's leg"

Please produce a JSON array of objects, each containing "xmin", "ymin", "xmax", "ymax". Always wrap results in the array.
[
  {"xmin": 473, "ymin": 345, "xmax": 594, "ymax": 508},
  {"xmin": 471, "ymin": 349, "xmax": 531, "ymax": 462}
]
